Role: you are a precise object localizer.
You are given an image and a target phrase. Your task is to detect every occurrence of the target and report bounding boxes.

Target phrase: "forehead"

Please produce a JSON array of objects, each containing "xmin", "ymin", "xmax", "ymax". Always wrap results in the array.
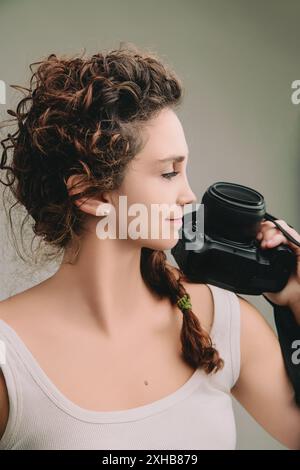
[{"xmin": 134, "ymin": 109, "xmax": 189, "ymax": 165}]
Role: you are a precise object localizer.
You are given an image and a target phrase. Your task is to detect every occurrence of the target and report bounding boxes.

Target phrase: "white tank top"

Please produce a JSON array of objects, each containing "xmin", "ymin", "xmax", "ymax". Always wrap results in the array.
[{"xmin": 0, "ymin": 283, "xmax": 241, "ymax": 450}]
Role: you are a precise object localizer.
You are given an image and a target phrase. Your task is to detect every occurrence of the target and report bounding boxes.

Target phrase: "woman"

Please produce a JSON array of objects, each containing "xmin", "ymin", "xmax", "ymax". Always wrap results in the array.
[{"xmin": 0, "ymin": 44, "xmax": 299, "ymax": 450}]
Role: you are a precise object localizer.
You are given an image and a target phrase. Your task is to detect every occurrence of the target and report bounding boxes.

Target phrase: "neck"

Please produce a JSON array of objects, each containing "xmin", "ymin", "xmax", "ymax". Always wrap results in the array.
[{"xmin": 49, "ymin": 220, "xmax": 167, "ymax": 337}]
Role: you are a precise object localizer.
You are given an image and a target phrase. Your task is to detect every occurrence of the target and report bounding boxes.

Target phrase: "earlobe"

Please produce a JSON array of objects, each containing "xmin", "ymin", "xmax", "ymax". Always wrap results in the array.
[
  {"xmin": 75, "ymin": 196, "xmax": 112, "ymax": 217},
  {"xmin": 75, "ymin": 198, "xmax": 98, "ymax": 215}
]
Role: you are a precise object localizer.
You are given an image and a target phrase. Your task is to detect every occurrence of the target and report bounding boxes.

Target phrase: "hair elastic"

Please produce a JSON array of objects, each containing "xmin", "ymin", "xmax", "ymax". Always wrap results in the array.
[{"xmin": 177, "ymin": 293, "xmax": 192, "ymax": 311}]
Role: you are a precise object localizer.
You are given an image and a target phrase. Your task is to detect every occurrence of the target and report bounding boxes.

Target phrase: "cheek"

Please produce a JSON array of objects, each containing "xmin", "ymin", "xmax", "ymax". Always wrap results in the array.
[
  {"xmin": 121, "ymin": 176, "xmax": 153, "ymax": 202},
  {"xmin": 116, "ymin": 175, "xmax": 177, "ymax": 235},
  {"xmin": 122, "ymin": 177, "xmax": 173, "ymax": 212}
]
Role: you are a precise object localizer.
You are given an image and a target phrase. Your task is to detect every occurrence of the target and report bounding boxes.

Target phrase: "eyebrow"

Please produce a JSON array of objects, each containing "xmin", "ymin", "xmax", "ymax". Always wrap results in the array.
[{"xmin": 157, "ymin": 155, "xmax": 188, "ymax": 164}]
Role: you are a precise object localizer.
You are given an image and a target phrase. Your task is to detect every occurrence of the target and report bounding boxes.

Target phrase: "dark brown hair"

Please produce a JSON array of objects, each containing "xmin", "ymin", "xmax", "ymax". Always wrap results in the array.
[{"xmin": 0, "ymin": 42, "xmax": 224, "ymax": 374}]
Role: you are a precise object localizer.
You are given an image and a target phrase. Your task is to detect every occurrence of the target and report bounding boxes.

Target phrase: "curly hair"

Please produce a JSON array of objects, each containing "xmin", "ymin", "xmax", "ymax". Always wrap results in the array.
[{"xmin": 0, "ymin": 42, "xmax": 224, "ymax": 374}]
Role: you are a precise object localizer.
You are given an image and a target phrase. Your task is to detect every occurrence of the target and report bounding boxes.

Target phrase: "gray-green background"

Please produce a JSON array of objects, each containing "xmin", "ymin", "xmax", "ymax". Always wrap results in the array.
[{"xmin": 1, "ymin": 0, "xmax": 299, "ymax": 450}]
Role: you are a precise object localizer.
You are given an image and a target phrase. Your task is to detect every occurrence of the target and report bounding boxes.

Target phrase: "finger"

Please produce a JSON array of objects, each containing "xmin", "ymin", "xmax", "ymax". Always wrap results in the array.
[
  {"xmin": 259, "ymin": 219, "xmax": 295, "ymax": 239},
  {"xmin": 276, "ymin": 221, "xmax": 300, "ymax": 239},
  {"xmin": 258, "ymin": 219, "xmax": 300, "ymax": 256},
  {"xmin": 260, "ymin": 219, "xmax": 290, "ymax": 232},
  {"xmin": 258, "ymin": 220, "xmax": 281, "ymax": 235},
  {"xmin": 261, "ymin": 233, "xmax": 287, "ymax": 248},
  {"xmin": 258, "ymin": 227, "xmax": 281, "ymax": 241},
  {"xmin": 267, "ymin": 219, "xmax": 296, "ymax": 235},
  {"xmin": 271, "ymin": 220, "xmax": 300, "ymax": 250},
  {"xmin": 260, "ymin": 220, "xmax": 279, "ymax": 229}
]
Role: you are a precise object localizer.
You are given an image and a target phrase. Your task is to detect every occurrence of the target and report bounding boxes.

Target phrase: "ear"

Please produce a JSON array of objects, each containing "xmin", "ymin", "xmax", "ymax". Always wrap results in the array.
[{"xmin": 65, "ymin": 174, "xmax": 111, "ymax": 216}]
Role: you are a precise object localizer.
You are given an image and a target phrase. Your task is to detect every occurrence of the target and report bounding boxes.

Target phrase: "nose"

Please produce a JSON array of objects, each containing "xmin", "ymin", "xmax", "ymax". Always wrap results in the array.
[{"xmin": 178, "ymin": 177, "xmax": 197, "ymax": 207}]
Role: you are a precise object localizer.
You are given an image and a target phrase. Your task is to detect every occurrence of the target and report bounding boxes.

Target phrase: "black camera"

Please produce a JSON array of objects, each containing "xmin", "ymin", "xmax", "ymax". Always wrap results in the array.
[{"xmin": 171, "ymin": 182, "xmax": 298, "ymax": 295}]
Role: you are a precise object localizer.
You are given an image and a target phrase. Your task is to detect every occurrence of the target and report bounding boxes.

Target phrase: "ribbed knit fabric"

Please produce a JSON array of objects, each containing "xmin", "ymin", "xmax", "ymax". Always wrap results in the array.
[{"xmin": 0, "ymin": 283, "xmax": 241, "ymax": 450}]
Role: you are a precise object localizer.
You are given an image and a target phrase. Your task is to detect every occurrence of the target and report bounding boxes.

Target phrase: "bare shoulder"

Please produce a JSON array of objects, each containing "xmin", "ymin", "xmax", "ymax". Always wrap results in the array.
[
  {"xmin": 0, "ymin": 279, "xmax": 52, "ymax": 330},
  {"xmin": 231, "ymin": 296, "xmax": 300, "ymax": 449},
  {"xmin": 0, "ymin": 297, "xmax": 15, "ymax": 442},
  {"xmin": 0, "ymin": 292, "xmax": 27, "ymax": 441},
  {"xmin": 234, "ymin": 295, "xmax": 279, "ymax": 367},
  {"xmin": 0, "ymin": 281, "xmax": 54, "ymax": 443},
  {"xmin": 236, "ymin": 295, "xmax": 278, "ymax": 347},
  {"xmin": 0, "ymin": 294, "xmax": 21, "ymax": 323},
  {"xmin": 166, "ymin": 263, "xmax": 214, "ymax": 333}
]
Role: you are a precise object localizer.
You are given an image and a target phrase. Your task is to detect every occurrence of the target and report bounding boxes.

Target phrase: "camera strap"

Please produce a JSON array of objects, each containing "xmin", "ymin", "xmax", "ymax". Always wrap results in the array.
[{"xmin": 264, "ymin": 212, "xmax": 300, "ymax": 248}]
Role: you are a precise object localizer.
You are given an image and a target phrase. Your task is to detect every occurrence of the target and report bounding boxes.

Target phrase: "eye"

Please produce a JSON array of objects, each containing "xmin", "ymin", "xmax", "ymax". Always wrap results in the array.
[{"xmin": 161, "ymin": 171, "xmax": 179, "ymax": 180}]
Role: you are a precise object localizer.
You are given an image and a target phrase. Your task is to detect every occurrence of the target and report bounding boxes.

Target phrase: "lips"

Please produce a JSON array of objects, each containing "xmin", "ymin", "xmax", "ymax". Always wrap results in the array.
[{"xmin": 166, "ymin": 214, "xmax": 183, "ymax": 220}]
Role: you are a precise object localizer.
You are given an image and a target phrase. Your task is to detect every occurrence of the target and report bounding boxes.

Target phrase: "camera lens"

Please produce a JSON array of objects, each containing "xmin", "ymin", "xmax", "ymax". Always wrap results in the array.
[{"xmin": 201, "ymin": 182, "xmax": 266, "ymax": 243}]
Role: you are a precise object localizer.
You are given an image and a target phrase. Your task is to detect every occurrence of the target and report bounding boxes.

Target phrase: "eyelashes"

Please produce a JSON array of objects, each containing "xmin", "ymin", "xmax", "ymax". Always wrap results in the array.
[{"xmin": 161, "ymin": 171, "xmax": 179, "ymax": 180}]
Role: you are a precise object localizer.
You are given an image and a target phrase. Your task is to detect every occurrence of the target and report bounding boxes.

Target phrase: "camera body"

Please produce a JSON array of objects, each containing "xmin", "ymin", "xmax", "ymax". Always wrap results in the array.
[{"xmin": 171, "ymin": 182, "xmax": 296, "ymax": 295}]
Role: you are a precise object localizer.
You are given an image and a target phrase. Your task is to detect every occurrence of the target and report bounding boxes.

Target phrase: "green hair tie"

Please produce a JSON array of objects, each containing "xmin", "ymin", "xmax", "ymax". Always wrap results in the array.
[{"xmin": 177, "ymin": 293, "xmax": 192, "ymax": 311}]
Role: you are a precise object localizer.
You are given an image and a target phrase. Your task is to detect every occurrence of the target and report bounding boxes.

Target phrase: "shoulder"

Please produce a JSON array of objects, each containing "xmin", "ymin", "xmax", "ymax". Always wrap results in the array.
[
  {"xmin": 166, "ymin": 263, "xmax": 214, "ymax": 333},
  {"xmin": 0, "ymin": 299, "xmax": 13, "ymax": 442},
  {"xmin": 236, "ymin": 295, "xmax": 277, "ymax": 343},
  {"xmin": 0, "ymin": 281, "xmax": 48, "ymax": 331},
  {"xmin": 231, "ymin": 296, "xmax": 300, "ymax": 449},
  {"xmin": 234, "ymin": 295, "xmax": 279, "ymax": 370},
  {"xmin": 0, "ymin": 285, "xmax": 50, "ymax": 443},
  {"xmin": 166, "ymin": 263, "xmax": 277, "ymax": 355}
]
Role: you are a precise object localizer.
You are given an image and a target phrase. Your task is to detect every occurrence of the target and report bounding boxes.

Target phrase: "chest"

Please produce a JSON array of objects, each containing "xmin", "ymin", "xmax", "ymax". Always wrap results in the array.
[
  {"xmin": 33, "ymin": 315, "xmax": 197, "ymax": 411},
  {"xmin": 3, "ymin": 283, "xmax": 214, "ymax": 413}
]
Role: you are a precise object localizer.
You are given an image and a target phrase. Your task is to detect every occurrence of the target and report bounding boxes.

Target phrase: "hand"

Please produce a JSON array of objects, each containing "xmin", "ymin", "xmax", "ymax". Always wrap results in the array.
[{"xmin": 256, "ymin": 219, "xmax": 300, "ymax": 309}]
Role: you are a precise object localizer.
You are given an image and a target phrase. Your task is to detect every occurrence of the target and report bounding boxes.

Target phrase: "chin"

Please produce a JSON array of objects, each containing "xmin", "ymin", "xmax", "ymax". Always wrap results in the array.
[{"xmin": 142, "ymin": 235, "xmax": 180, "ymax": 252}]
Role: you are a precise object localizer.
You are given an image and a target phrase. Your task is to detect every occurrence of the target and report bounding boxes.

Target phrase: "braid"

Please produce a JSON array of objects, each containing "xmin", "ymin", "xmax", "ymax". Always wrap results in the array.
[{"xmin": 141, "ymin": 247, "xmax": 224, "ymax": 374}]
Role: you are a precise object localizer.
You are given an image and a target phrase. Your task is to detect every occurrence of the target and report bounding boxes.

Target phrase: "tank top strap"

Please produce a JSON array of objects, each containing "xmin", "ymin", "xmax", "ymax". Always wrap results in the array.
[
  {"xmin": 0, "ymin": 321, "xmax": 23, "ymax": 450},
  {"xmin": 206, "ymin": 284, "xmax": 241, "ymax": 389}
]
